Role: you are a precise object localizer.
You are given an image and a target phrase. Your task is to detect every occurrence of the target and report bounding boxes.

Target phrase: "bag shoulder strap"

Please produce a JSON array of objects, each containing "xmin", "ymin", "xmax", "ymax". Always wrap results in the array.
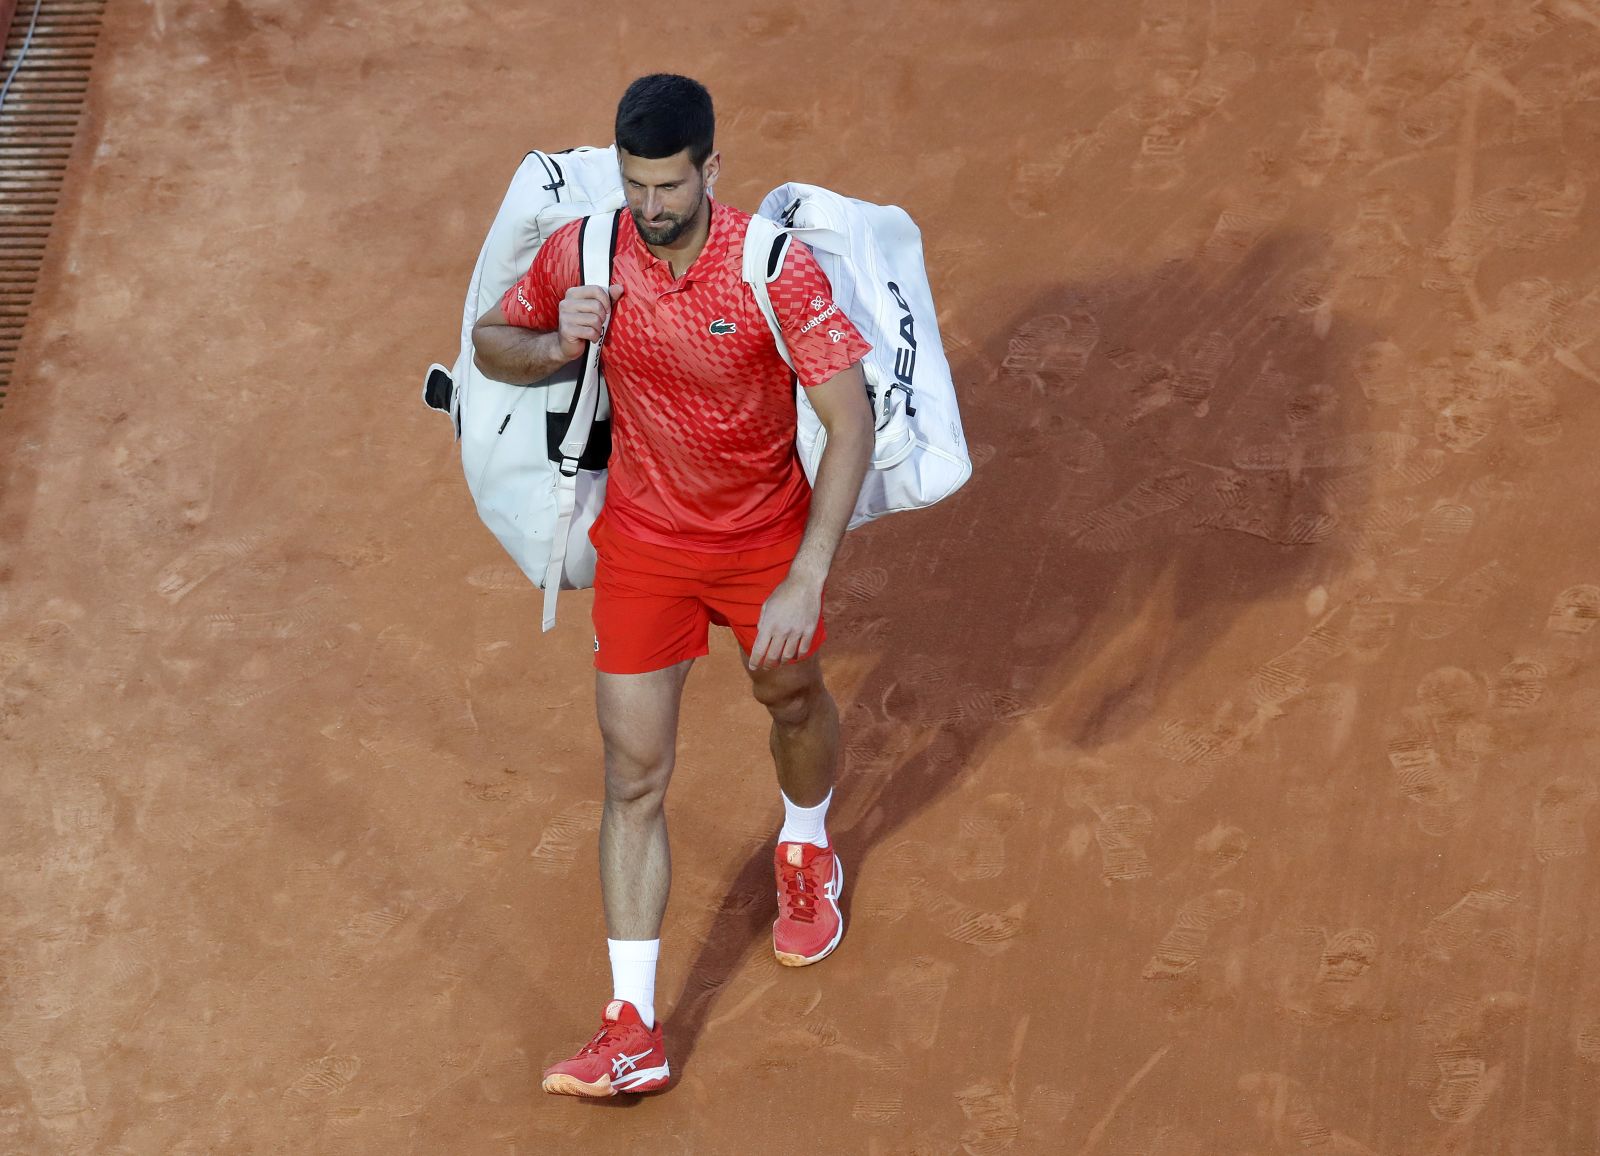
[
  {"xmin": 542, "ymin": 208, "xmax": 618, "ymax": 631},
  {"xmin": 559, "ymin": 210, "xmax": 619, "ymax": 463},
  {"xmin": 741, "ymin": 215, "xmax": 796, "ymax": 374}
]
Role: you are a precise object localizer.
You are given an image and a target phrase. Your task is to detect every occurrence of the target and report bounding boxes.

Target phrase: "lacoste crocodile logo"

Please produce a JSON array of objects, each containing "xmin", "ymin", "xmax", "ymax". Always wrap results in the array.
[{"xmin": 709, "ymin": 318, "xmax": 737, "ymax": 335}]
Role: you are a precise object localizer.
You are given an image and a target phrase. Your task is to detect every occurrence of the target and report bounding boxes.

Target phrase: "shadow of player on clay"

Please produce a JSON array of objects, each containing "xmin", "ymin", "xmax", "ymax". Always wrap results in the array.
[{"xmin": 661, "ymin": 228, "xmax": 1391, "ymax": 1075}]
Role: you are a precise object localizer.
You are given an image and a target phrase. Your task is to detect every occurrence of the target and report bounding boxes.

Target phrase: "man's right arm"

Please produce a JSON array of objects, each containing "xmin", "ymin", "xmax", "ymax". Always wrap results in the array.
[
  {"xmin": 472, "ymin": 283, "xmax": 623, "ymax": 385},
  {"xmin": 471, "ymin": 302, "xmax": 576, "ymax": 385}
]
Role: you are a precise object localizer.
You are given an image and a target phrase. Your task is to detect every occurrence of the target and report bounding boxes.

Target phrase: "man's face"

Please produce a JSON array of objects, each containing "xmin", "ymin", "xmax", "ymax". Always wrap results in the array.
[{"xmin": 619, "ymin": 147, "xmax": 717, "ymax": 246}]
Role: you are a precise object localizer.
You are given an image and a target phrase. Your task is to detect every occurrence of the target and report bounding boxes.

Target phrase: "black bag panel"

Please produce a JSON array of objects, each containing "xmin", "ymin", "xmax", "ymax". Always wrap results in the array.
[
  {"xmin": 423, "ymin": 365, "xmax": 454, "ymax": 412},
  {"xmin": 546, "ymin": 413, "xmax": 612, "ymax": 470}
]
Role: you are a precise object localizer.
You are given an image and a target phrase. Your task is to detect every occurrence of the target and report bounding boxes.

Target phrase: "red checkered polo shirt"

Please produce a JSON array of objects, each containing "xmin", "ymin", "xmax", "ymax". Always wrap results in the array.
[{"xmin": 500, "ymin": 199, "xmax": 871, "ymax": 552}]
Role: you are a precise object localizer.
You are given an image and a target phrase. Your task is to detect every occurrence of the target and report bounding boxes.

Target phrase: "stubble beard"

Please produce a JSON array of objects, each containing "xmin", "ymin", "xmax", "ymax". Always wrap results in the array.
[
  {"xmin": 635, "ymin": 215, "xmax": 691, "ymax": 246},
  {"xmin": 632, "ymin": 179, "xmax": 706, "ymax": 247}
]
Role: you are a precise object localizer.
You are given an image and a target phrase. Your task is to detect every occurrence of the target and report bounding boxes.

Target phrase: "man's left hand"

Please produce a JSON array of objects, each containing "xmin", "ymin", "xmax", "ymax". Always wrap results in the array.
[{"xmin": 748, "ymin": 576, "xmax": 823, "ymax": 670}]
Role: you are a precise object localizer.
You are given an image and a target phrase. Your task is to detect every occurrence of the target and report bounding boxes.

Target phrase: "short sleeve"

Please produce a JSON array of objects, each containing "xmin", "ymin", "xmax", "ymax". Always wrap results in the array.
[
  {"xmin": 498, "ymin": 219, "xmax": 582, "ymax": 330},
  {"xmin": 766, "ymin": 243, "xmax": 873, "ymax": 389}
]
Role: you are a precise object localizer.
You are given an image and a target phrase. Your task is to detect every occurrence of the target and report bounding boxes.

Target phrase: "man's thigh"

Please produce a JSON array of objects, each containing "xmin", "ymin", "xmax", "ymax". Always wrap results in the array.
[
  {"xmin": 596, "ymin": 659, "xmax": 694, "ymax": 779},
  {"xmin": 593, "ymin": 583, "xmax": 711, "ymax": 675},
  {"xmin": 591, "ymin": 522, "xmax": 713, "ymax": 675}
]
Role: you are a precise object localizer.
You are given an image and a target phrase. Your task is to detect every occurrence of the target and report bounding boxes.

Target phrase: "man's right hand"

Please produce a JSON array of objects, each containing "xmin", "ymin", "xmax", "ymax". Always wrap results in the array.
[
  {"xmin": 557, "ymin": 284, "xmax": 626, "ymax": 362},
  {"xmin": 472, "ymin": 282, "xmax": 625, "ymax": 385}
]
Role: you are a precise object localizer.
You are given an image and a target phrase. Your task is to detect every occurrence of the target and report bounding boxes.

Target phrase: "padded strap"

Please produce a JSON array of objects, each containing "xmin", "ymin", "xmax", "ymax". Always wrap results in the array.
[
  {"xmin": 560, "ymin": 210, "xmax": 617, "ymax": 461},
  {"xmin": 741, "ymin": 215, "xmax": 796, "ymax": 374},
  {"xmin": 541, "ymin": 209, "xmax": 618, "ymax": 629}
]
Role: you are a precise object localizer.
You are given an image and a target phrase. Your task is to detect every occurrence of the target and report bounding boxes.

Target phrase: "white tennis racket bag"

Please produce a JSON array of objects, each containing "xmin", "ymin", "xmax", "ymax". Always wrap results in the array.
[
  {"xmin": 427, "ymin": 156, "xmax": 970, "ymax": 628},
  {"xmin": 423, "ymin": 147, "xmax": 625, "ymax": 630},
  {"xmin": 742, "ymin": 183, "xmax": 971, "ymax": 529}
]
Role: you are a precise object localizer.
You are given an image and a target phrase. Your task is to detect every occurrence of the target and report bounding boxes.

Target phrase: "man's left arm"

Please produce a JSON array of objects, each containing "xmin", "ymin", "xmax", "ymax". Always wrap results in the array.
[{"xmin": 748, "ymin": 362, "xmax": 873, "ymax": 670}]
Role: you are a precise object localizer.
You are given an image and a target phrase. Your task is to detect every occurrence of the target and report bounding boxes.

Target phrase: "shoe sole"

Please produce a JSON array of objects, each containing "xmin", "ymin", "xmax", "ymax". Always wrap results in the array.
[
  {"xmin": 542, "ymin": 1073, "xmax": 614, "ymax": 1098},
  {"xmin": 775, "ymin": 855, "xmax": 845, "ymax": 967},
  {"xmin": 542, "ymin": 1066, "xmax": 671, "ymax": 1098}
]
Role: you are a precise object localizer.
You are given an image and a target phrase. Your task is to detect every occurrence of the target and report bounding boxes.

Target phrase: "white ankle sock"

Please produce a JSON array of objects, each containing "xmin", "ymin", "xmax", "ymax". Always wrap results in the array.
[
  {"xmin": 779, "ymin": 789, "xmax": 831, "ymax": 848},
  {"xmin": 607, "ymin": 938, "xmax": 659, "ymax": 1028}
]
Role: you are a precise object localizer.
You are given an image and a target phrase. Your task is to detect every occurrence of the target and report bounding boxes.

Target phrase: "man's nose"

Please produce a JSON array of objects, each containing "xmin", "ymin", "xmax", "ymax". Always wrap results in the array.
[{"xmin": 644, "ymin": 191, "xmax": 663, "ymax": 219}]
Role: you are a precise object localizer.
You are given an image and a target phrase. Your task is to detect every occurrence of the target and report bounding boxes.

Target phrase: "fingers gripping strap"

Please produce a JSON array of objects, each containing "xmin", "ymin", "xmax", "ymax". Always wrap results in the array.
[{"xmin": 542, "ymin": 210, "xmax": 617, "ymax": 624}]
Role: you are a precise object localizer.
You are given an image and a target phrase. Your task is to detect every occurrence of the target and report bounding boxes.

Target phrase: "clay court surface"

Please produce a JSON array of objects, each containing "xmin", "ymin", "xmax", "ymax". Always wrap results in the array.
[{"xmin": 7, "ymin": 0, "xmax": 1600, "ymax": 1152}]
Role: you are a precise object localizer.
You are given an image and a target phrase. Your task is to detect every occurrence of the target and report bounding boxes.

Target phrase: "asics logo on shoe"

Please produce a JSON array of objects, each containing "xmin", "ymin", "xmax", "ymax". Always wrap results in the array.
[
  {"xmin": 612, "ymin": 1049, "xmax": 652, "ymax": 1077},
  {"xmin": 709, "ymin": 318, "xmax": 737, "ymax": 335}
]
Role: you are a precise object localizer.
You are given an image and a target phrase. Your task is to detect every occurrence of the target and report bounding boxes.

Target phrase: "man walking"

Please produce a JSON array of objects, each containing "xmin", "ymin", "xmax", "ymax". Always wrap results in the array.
[{"xmin": 472, "ymin": 74, "xmax": 874, "ymax": 1097}]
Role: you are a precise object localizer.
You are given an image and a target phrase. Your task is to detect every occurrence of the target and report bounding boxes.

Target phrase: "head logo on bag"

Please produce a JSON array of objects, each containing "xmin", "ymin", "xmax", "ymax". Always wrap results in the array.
[{"xmin": 886, "ymin": 281, "xmax": 918, "ymax": 417}]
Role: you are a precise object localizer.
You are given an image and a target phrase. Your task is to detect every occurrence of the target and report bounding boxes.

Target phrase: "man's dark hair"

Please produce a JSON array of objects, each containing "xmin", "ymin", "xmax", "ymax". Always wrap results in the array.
[{"xmin": 615, "ymin": 74, "xmax": 715, "ymax": 166}]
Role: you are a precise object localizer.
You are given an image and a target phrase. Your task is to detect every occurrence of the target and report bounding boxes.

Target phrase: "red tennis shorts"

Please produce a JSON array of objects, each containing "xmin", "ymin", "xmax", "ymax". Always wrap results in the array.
[{"xmin": 589, "ymin": 512, "xmax": 826, "ymax": 675}]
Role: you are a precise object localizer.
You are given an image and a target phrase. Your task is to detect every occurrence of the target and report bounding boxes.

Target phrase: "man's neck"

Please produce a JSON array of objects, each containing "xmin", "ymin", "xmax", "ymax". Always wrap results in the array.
[{"xmin": 646, "ymin": 197, "xmax": 713, "ymax": 278}]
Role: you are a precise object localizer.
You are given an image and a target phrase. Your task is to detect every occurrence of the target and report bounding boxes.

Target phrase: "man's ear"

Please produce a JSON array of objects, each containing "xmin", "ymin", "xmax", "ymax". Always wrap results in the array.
[{"xmin": 703, "ymin": 150, "xmax": 721, "ymax": 192}]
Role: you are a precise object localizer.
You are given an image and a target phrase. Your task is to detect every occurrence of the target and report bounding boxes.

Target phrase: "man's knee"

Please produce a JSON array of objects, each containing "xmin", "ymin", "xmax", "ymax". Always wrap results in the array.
[
  {"xmin": 751, "ymin": 669, "xmax": 827, "ymax": 729},
  {"xmin": 595, "ymin": 663, "xmax": 690, "ymax": 809},
  {"xmin": 603, "ymin": 743, "xmax": 673, "ymax": 807}
]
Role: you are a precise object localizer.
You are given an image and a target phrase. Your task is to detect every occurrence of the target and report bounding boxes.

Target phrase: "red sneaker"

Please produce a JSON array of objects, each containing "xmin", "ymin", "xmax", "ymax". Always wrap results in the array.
[
  {"xmin": 541, "ymin": 1000, "xmax": 670, "ymax": 1097},
  {"xmin": 773, "ymin": 841, "xmax": 845, "ymax": 966}
]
